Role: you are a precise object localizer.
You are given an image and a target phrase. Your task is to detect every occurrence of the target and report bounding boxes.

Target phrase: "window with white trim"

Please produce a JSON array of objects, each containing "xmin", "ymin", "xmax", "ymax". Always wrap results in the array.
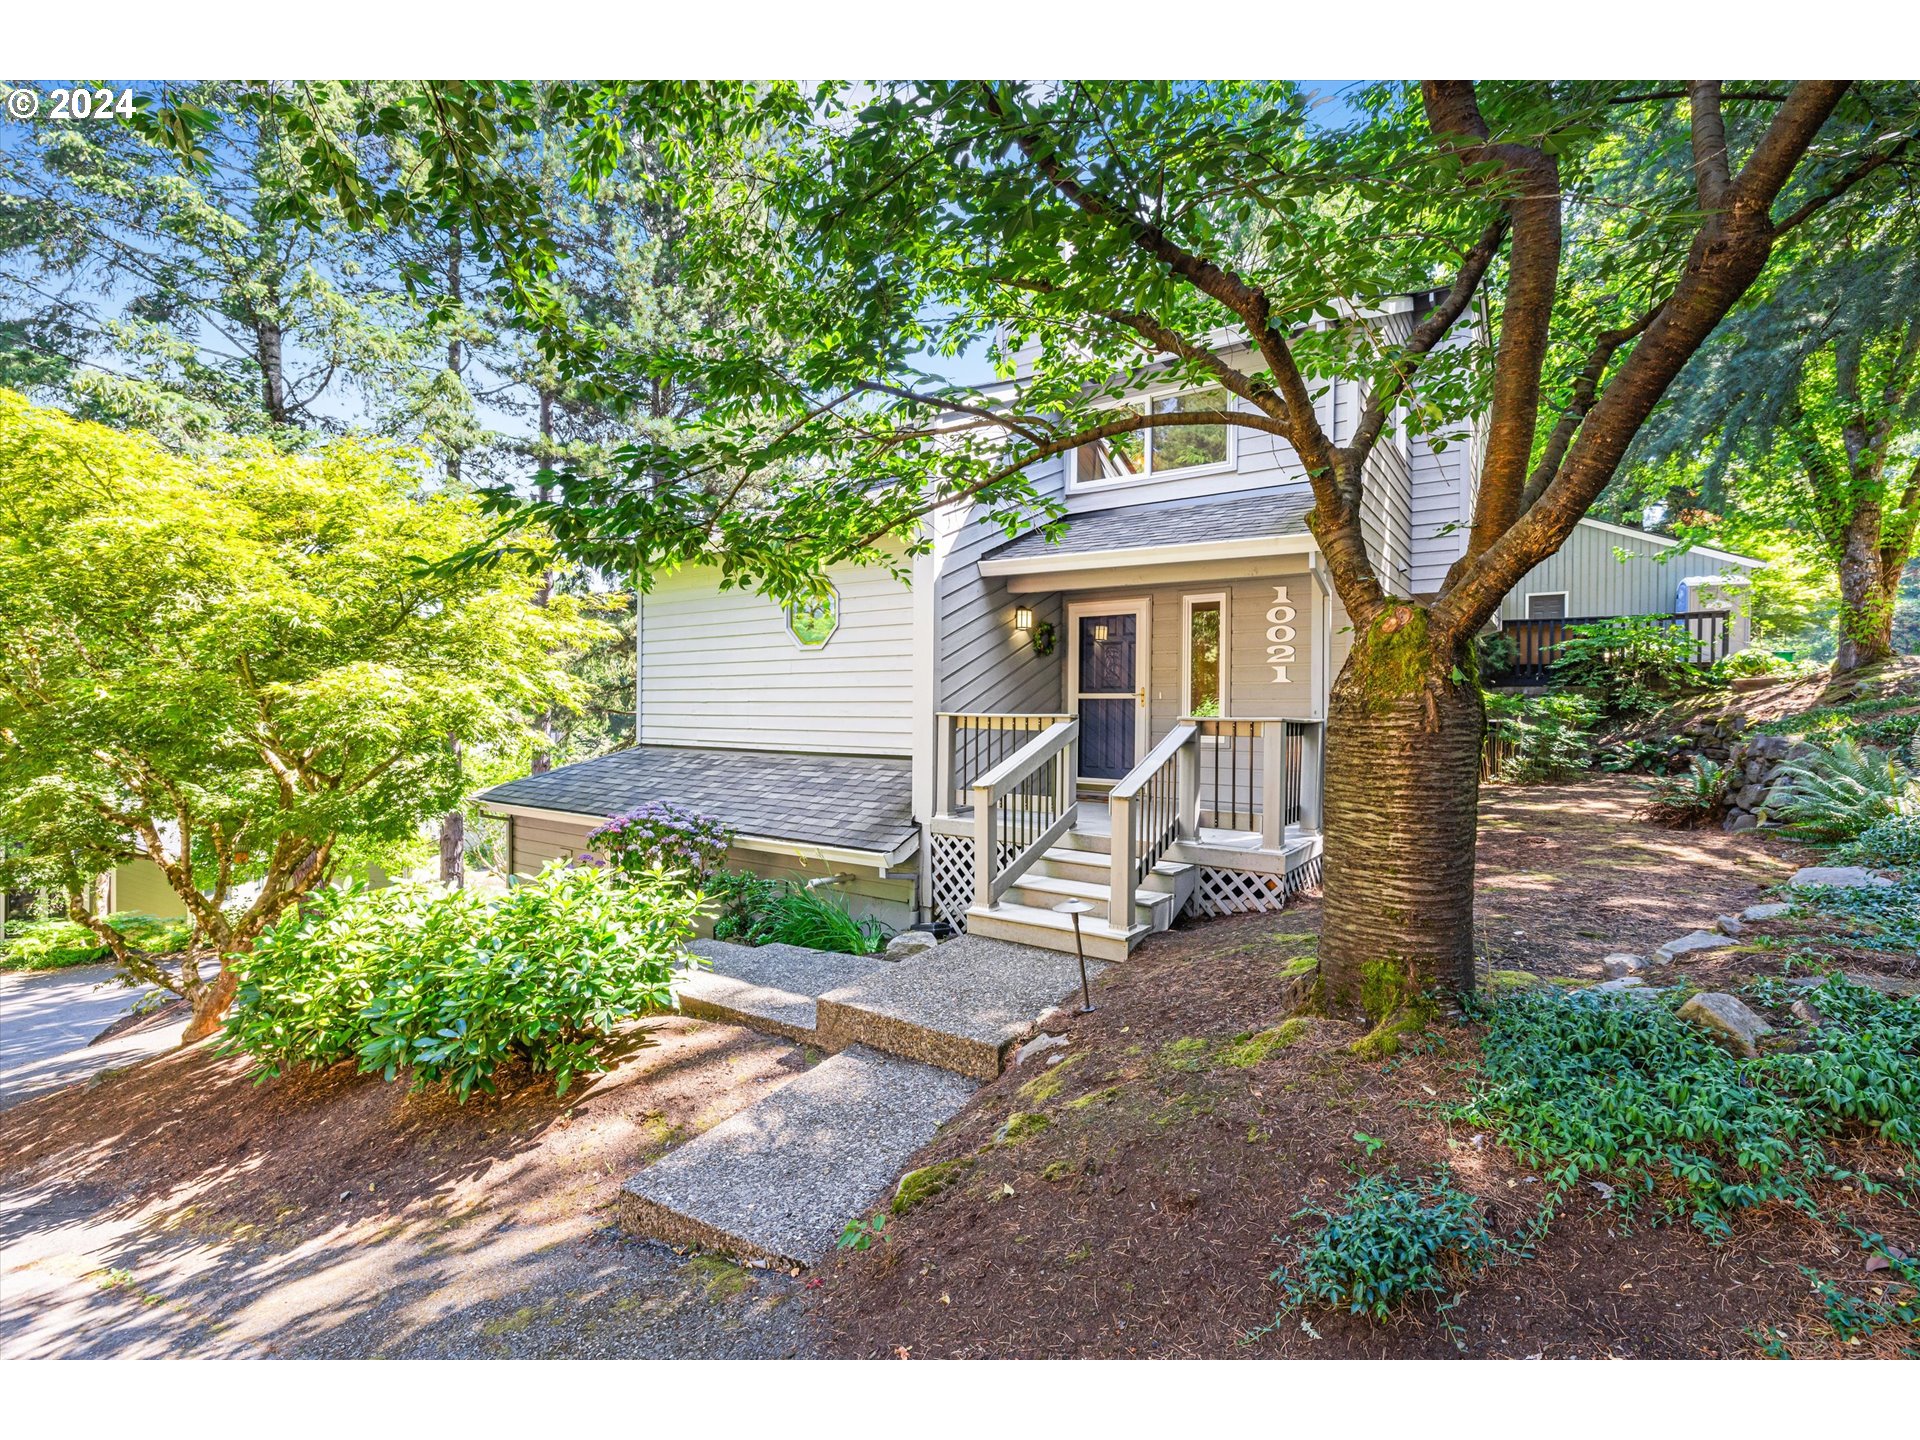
[
  {"xmin": 1183, "ymin": 592, "xmax": 1227, "ymax": 717},
  {"xmin": 785, "ymin": 585, "xmax": 840, "ymax": 648},
  {"xmin": 1072, "ymin": 386, "xmax": 1236, "ymax": 489}
]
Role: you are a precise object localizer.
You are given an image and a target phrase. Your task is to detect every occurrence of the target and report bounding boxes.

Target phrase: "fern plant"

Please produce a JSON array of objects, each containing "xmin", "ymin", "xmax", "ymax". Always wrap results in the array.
[
  {"xmin": 1638, "ymin": 756, "xmax": 1735, "ymax": 828},
  {"xmin": 1768, "ymin": 738, "xmax": 1919, "ymax": 843}
]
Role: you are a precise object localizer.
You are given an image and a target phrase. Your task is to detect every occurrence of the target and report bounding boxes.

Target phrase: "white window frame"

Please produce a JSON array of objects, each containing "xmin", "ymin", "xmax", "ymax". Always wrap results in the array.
[
  {"xmin": 1523, "ymin": 590, "xmax": 1570, "ymax": 621},
  {"xmin": 1180, "ymin": 590, "xmax": 1231, "ymax": 718},
  {"xmin": 1067, "ymin": 384, "xmax": 1240, "ymax": 494},
  {"xmin": 784, "ymin": 582, "xmax": 841, "ymax": 649}
]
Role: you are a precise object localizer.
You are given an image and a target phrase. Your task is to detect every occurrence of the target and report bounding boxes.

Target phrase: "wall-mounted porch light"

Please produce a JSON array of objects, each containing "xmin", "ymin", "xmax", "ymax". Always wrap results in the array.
[
  {"xmin": 1014, "ymin": 605, "xmax": 1035, "ymax": 632},
  {"xmin": 1092, "ymin": 623, "xmax": 1109, "ymax": 643}
]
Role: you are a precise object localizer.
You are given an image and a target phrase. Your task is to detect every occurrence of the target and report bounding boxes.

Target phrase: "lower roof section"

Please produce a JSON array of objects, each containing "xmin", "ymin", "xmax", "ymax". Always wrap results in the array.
[
  {"xmin": 979, "ymin": 488, "xmax": 1317, "ymax": 577},
  {"xmin": 476, "ymin": 745, "xmax": 916, "ymax": 858}
]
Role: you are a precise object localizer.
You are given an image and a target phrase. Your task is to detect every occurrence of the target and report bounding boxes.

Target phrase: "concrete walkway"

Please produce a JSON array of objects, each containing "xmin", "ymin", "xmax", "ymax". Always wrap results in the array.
[{"xmin": 0, "ymin": 965, "xmax": 181, "ymax": 1111}]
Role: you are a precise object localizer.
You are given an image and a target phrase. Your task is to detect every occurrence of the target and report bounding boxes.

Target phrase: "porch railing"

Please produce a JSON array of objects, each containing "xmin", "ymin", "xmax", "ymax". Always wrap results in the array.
[
  {"xmin": 936, "ymin": 711, "xmax": 1073, "ymax": 816},
  {"xmin": 1191, "ymin": 716, "xmax": 1326, "ymax": 847},
  {"xmin": 1109, "ymin": 721, "xmax": 1199, "ymax": 904},
  {"xmin": 1498, "ymin": 610, "xmax": 1733, "ymax": 686},
  {"xmin": 971, "ymin": 718, "xmax": 1080, "ymax": 907}
]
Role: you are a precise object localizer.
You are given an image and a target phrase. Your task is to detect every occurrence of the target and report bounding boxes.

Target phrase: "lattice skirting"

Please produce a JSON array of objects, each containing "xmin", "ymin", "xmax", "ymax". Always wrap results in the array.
[
  {"xmin": 929, "ymin": 832, "xmax": 975, "ymax": 932},
  {"xmin": 1184, "ymin": 852, "xmax": 1322, "ymax": 918}
]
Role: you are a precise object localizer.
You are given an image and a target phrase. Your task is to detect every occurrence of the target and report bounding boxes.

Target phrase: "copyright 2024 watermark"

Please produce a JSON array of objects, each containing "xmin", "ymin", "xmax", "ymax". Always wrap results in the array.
[{"xmin": 6, "ymin": 87, "xmax": 138, "ymax": 122}]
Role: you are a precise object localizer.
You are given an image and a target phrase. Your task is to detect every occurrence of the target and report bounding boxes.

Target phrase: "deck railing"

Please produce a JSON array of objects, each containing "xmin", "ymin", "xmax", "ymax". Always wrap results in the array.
[
  {"xmin": 970, "ymin": 718, "xmax": 1080, "ymax": 907},
  {"xmin": 1190, "ymin": 716, "xmax": 1325, "ymax": 847},
  {"xmin": 1109, "ymin": 722, "xmax": 1198, "ymax": 904},
  {"xmin": 936, "ymin": 711, "xmax": 1073, "ymax": 816},
  {"xmin": 1499, "ymin": 610, "xmax": 1733, "ymax": 686}
]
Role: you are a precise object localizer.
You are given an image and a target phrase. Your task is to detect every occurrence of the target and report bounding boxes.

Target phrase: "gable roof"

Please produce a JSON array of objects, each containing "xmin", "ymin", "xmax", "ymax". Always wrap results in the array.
[
  {"xmin": 979, "ymin": 488, "xmax": 1317, "ymax": 575},
  {"xmin": 477, "ymin": 745, "xmax": 916, "ymax": 858},
  {"xmin": 1575, "ymin": 517, "xmax": 1766, "ymax": 569}
]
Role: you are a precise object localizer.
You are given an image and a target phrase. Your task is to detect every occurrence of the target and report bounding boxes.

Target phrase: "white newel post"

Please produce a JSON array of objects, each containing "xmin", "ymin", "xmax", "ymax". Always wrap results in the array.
[
  {"xmin": 972, "ymin": 780, "xmax": 997, "ymax": 910},
  {"xmin": 1175, "ymin": 735, "xmax": 1200, "ymax": 841},
  {"xmin": 1299, "ymin": 723, "xmax": 1325, "ymax": 834},
  {"xmin": 935, "ymin": 714, "xmax": 958, "ymax": 817},
  {"xmin": 1109, "ymin": 794, "xmax": 1135, "ymax": 915},
  {"xmin": 1260, "ymin": 722, "xmax": 1285, "ymax": 850}
]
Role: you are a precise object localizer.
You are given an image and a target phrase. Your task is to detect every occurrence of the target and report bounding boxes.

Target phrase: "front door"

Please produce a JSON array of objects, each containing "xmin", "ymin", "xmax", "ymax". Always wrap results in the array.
[{"xmin": 1071, "ymin": 602, "xmax": 1149, "ymax": 781}]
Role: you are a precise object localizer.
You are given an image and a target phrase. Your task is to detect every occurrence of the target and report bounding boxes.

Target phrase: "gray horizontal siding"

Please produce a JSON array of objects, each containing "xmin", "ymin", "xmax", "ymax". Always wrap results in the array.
[{"xmin": 1499, "ymin": 523, "xmax": 1751, "ymax": 621}]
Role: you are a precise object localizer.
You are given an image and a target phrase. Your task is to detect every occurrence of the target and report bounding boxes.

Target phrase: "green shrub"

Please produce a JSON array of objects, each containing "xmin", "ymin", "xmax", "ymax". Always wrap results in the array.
[
  {"xmin": 0, "ymin": 912, "xmax": 191, "ymax": 971},
  {"xmin": 1704, "ymin": 649, "xmax": 1822, "ymax": 686},
  {"xmin": 223, "ymin": 864, "xmax": 697, "ymax": 1100},
  {"xmin": 1768, "ymin": 737, "xmax": 1919, "ymax": 843},
  {"xmin": 1551, "ymin": 616, "xmax": 1707, "ymax": 714},
  {"xmin": 1638, "ymin": 756, "xmax": 1735, "ymax": 828},
  {"xmin": 1484, "ymin": 692, "xmax": 1599, "ymax": 783},
  {"xmin": 706, "ymin": 868, "xmax": 784, "ymax": 944},
  {"xmin": 1267, "ymin": 1167, "xmax": 1500, "ymax": 1323}
]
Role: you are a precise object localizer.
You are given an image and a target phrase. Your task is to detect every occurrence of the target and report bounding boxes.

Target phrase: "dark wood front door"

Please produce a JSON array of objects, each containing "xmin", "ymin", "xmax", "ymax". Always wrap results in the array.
[{"xmin": 1077, "ymin": 611, "xmax": 1140, "ymax": 780}]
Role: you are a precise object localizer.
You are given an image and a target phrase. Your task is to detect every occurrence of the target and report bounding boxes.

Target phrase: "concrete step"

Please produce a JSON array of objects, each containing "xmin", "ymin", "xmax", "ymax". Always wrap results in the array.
[
  {"xmin": 1000, "ymin": 872, "xmax": 1177, "ymax": 931},
  {"xmin": 674, "ymin": 940, "xmax": 887, "ymax": 1044},
  {"xmin": 962, "ymin": 901, "xmax": 1144, "ymax": 963},
  {"xmin": 816, "ymin": 934, "xmax": 1108, "ymax": 1079},
  {"xmin": 618, "ymin": 1045, "xmax": 976, "ymax": 1267}
]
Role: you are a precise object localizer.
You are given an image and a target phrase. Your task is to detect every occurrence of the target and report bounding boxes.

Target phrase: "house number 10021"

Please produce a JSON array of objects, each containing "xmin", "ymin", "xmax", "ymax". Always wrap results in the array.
[{"xmin": 1266, "ymin": 585, "xmax": 1296, "ymax": 683}]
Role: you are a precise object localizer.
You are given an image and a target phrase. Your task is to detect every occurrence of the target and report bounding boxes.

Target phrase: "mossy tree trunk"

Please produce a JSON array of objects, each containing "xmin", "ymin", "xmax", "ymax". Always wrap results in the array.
[{"xmin": 1316, "ymin": 607, "xmax": 1484, "ymax": 1032}]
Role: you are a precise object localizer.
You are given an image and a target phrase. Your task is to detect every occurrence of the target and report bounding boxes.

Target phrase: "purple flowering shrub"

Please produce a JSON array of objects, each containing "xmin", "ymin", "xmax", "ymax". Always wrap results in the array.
[{"xmin": 588, "ymin": 803, "xmax": 733, "ymax": 883}]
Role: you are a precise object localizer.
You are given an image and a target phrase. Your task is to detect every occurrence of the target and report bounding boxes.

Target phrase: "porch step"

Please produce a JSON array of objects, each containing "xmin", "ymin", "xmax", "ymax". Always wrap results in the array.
[
  {"xmin": 962, "ymin": 900, "xmax": 1145, "ymax": 963},
  {"xmin": 815, "ymin": 934, "xmax": 1108, "ymax": 1079},
  {"xmin": 1029, "ymin": 845, "xmax": 1193, "ymax": 895},
  {"xmin": 1001, "ymin": 873, "xmax": 1178, "ymax": 931},
  {"xmin": 618, "ymin": 1045, "xmax": 976, "ymax": 1266}
]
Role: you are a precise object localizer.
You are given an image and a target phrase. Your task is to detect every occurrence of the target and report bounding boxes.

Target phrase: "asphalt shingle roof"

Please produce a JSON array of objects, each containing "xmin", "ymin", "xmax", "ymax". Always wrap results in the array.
[
  {"xmin": 985, "ymin": 488, "xmax": 1315, "ymax": 563},
  {"xmin": 477, "ymin": 746, "xmax": 916, "ymax": 855}
]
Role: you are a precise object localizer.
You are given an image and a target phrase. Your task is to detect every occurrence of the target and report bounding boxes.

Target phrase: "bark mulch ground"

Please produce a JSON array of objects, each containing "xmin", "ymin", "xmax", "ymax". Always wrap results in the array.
[
  {"xmin": 812, "ymin": 776, "xmax": 1916, "ymax": 1359},
  {"xmin": 0, "ymin": 1016, "xmax": 819, "ymax": 1358}
]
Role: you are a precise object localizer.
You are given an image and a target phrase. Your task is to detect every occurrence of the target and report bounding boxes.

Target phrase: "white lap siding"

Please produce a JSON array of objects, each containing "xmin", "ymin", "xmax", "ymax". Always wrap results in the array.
[{"xmin": 641, "ymin": 560, "xmax": 916, "ymax": 756}]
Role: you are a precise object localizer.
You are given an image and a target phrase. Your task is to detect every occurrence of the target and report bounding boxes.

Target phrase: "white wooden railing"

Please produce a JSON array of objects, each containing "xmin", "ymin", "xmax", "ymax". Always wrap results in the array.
[
  {"xmin": 1109, "ymin": 721, "xmax": 1199, "ymax": 905},
  {"xmin": 936, "ymin": 711, "xmax": 1073, "ymax": 817},
  {"xmin": 971, "ymin": 718, "xmax": 1080, "ymax": 906}
]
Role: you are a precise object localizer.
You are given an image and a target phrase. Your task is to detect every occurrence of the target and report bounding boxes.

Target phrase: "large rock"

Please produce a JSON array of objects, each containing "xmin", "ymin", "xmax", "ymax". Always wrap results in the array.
[
  {"xmin": 1789, "ymin": 866, "xmax": 1894, "ymax": 890},
  {"xmin": 1714, "ymin": 914, "xmax": 1745, "ymax": 937},
  {"xmin": 1657, "ymin": 931, "xmax": 1731, "ymax": 963},
  {"xmin": 1748, "ymin": 735, "xmax": 1793, "ymax": 760},
  {"xmin": 1678, "ymin": 992, "xmax": 1774, "ymax": 1058},
  {"xmin": 1602, "ymin": 953, "xmax": 1647, "ymax": 978},
  {"xmin": 1742, "ymin": 902, "xmax": 1792, "ymax": 922},
  {"xmin": 1735, "ymin": 783, "xmax": 1765, "ymax": 811},
  {"xmin": 883, "ymin": 929, "xmax": 942, "ymax": 962}
]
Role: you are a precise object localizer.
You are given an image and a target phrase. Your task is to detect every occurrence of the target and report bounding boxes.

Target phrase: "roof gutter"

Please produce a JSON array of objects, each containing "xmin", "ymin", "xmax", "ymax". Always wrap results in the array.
[
  {"xmin": 476, "ymin": 801, "xmax": 918, "ymax": 874},
  {"xmin": 979, "ymin": 531, "xmax": 1318, "ymax": 578}
]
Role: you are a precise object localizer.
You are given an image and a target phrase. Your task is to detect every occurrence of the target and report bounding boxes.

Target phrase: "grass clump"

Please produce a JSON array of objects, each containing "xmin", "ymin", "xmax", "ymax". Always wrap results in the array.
[
  {"xmin": 1219, "ymin": 1019, "xmax": 1312, "ymax": 1068},
  {"xmin": 1264, "ymin": 1167, "xmax": 1499, "ymax": 1325},
  {"xmin": 1065, "ymin": 1086, "xmax": 1121, "ymax": 1111}
]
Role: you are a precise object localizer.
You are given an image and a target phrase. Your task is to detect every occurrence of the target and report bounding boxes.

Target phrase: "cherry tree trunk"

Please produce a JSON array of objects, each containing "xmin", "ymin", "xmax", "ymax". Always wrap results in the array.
[
  {"xmin": 1314, "ymin": 614, "xmax": 1485, "ymax": 1021},
  {"xmin": 181, "ymin": 960, "xmax": 240, "ymax": 1044}
]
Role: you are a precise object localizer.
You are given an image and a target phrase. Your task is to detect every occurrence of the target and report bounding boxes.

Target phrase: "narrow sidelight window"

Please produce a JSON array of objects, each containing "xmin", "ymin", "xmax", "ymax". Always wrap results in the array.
[{"xmin": 1187, "ymin": 596, "xmax": 1224, "ymax": 717}]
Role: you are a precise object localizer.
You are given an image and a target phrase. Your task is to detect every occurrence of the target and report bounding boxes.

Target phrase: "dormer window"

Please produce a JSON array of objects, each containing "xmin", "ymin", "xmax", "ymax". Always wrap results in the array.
[{"xmin": 1072, "ymin": 386, "xmax": 1236, "ymax": 489}]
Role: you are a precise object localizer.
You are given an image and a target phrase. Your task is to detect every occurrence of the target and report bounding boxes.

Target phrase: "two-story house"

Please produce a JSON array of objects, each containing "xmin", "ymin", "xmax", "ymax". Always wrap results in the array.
[{"xmin": 478, "ymin": 296, "xmax": 1763, "ymax": 960}]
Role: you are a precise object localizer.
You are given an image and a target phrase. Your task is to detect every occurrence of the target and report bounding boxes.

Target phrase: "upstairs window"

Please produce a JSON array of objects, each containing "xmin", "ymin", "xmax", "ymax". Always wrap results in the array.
[
  {"xmin": 1072, "ymin": 386, "xmax": 1236, "ymax": 488},
  {"xmin": 785, "ymin": 585, "xmax": 840, "ymax": 648}
]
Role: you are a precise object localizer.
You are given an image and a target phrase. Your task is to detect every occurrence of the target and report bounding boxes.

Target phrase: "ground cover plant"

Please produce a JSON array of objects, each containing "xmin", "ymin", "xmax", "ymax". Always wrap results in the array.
[
  {"xmin": 222, "ymin": 863, "xmax": 696, "ymax": 1100},
  {"xmin": 1265, "ymin": 1165, "xmax": 1501, "ymax": 1330},
  {"xmin": 0, "ymin": 912, "xmax": 190, "ymax": 971},
  {"xmin": 1552, "ymin": 616, "xmax": 1708, "ymax": 715},
  {"xmin": 587, "ymin": 803, "xmax": 733, "ymax": 883},
  {"xmin": 1483, "ymin": 692, "xmax": 1599, "ymax": 783},
  {"xmin": 1769, "ymin": 737, "xmax": 1918, "ymax": 842}
]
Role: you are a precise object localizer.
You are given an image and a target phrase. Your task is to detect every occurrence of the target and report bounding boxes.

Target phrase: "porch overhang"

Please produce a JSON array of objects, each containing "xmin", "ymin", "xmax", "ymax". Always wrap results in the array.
[{"xmin": 977, "ymin": 488, "xmax": 1319, "ymax": 581}]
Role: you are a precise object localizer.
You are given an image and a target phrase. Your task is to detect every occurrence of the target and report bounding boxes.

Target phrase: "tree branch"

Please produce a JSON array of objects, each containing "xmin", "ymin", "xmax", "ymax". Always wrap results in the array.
[{"xmin": 1689, "ymin": 82, "xmax": 1731, "ymax": 213}]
